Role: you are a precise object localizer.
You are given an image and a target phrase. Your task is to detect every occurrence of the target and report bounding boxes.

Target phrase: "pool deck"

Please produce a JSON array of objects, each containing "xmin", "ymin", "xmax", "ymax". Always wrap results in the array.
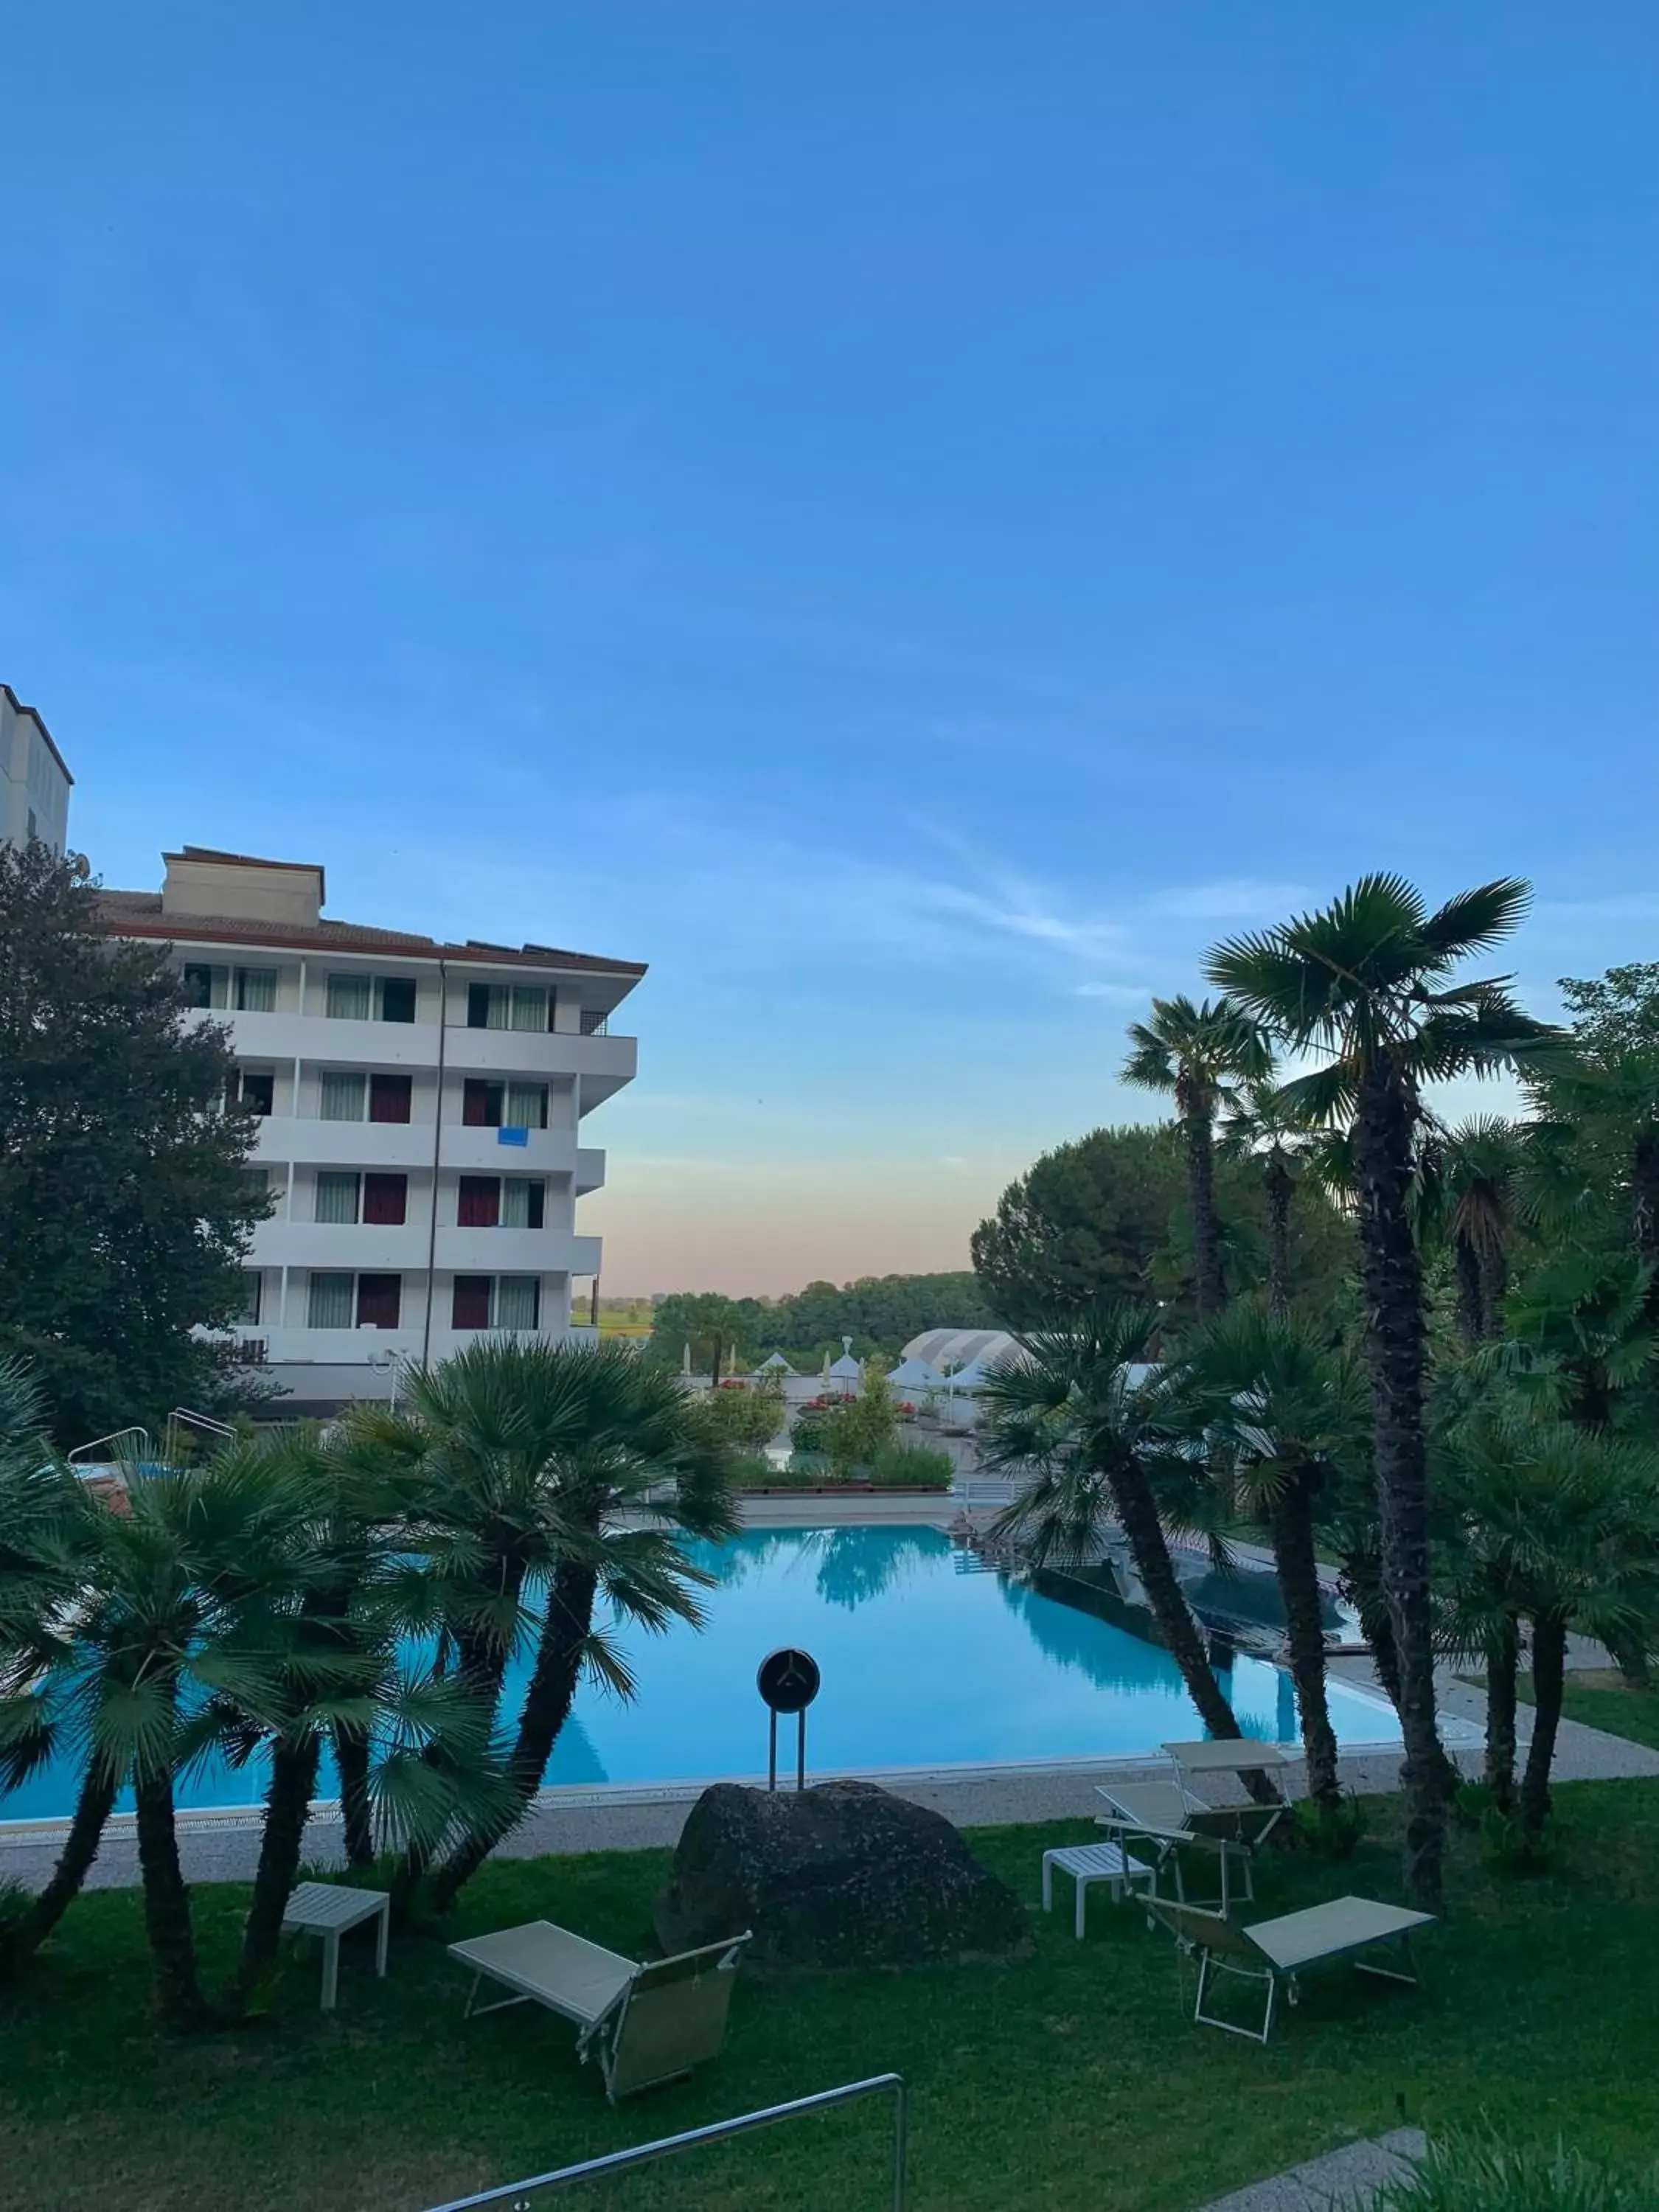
[{"xmin": 6, "ymin": 1495, "xmax": 1657, "ymax": 1893}]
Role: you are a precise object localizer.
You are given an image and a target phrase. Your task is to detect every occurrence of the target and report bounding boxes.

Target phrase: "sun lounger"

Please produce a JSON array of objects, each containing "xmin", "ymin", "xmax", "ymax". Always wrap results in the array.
[
  {"xmin": 1149, "ymin": 1894, "xmax": 1433, "ymax": 2042},
  {"xmin": 1095, "ymin": 1778, "xmax": 1284, "ymax": 1912},
  {"xmin": 448, "ymin": 1919, "xmax": 751, "ymax": 2101}
]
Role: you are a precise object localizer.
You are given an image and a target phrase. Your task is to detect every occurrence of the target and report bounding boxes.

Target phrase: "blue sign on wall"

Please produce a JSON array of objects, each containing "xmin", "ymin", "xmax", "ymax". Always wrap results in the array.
[{"xmin": 497, "ymin": 1126, "xmax": 529, "ymax": 1147}]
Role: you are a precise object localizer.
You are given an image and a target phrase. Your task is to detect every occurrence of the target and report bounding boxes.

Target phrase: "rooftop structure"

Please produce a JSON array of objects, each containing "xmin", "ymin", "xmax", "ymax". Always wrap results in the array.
[{"xmin": 1, "ymin": 684, "xmax": 73, "ymax": 852}]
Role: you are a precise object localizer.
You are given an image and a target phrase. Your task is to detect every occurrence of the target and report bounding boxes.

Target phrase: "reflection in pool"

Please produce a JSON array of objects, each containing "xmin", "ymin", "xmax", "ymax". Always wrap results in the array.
[{"xmin": 4, "ymin": 1523, "xmax": 1405, "ymax": 1818}]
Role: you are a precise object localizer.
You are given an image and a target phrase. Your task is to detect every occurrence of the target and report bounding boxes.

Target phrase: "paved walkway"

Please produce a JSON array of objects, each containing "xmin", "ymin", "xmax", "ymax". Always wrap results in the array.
[{"xmin": 1197, "ymin": 2129, "xmax": 1425, "ymax": 2211}]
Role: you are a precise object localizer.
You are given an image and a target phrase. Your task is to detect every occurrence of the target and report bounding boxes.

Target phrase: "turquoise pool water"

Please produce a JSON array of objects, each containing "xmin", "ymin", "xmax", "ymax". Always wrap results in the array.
[{"xmin": 4, "ymin": 1523, "xmax": 1405, "ymax": 1819}]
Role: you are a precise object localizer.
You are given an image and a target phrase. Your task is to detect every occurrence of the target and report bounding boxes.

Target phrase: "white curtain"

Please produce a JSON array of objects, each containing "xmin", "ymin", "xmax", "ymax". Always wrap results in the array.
[
  {"xmin": 495, "ymin": 1276, "xmax": 539, "ymax": 1331},
  {"xmin": 307, "ymin": 1272, "xmax": 355, "ymax": 1328},
  {"xmin": 314, "ymin": 1171, "xmax": 361, "ymax": 1224},
  {"xmin": 501, "ymin": 1177, "xmax": 534, "ymax": 1227},
  {"xmin": 505, "ymin": 1081, "xmax": 547, "ymax": 1129},
  {"xmin": 235, "ymin": 967, "xmax": 277, "ymax": 1012},
  {"xmin": 481, "ymin": 985, "xmax": 510, "ymax": 1029},
  {"xmin": 319, "ymin": 1071, "xmax": 366, "ymax": 1121},
  {"xmin": 326, "ymin": 973, "xmax": 372, "ymax": 1020},
  {"xmin": 509, "ymin": 986, "xmax": 548, "ymax": 1032}
]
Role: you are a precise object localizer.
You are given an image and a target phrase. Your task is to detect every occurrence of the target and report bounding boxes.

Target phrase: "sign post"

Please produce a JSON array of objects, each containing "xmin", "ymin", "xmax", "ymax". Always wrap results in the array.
[{"xmin": 757, "ymin": 1647, "xmax": 821, "ymax": 1792}]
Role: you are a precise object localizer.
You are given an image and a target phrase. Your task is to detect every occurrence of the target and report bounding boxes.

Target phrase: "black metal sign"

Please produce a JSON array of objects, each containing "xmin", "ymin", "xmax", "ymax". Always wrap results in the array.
[{"xmin": 757, "ymin": 1647, "xmax": 820, "ymax": 1790}]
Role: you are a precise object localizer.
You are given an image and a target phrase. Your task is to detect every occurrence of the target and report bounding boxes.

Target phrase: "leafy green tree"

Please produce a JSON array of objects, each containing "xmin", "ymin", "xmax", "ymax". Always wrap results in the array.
[
  {"xmin": 818, "ymin": 1366, "xmax": 899, "ymax": 1477},
  {"xmin": 645, "ymin": 1292, "xmax": 755, "ymax": 1380},
  {"xmin": 1210, "ymin": 874, "xmax": 1557, "ymax": 1909},
  {"xmin": 973, "ymin": 1122, "xmax": 1352, "ymax": 1330},
  {"xmin": 0, "ymin": 841, "xmax": 269, "ymax": 1441},
  {"xmin": 700, "ymin": 1374, "xmax": 787, "ymax": 1453},
  {"xmin": 977, "ymin": 1301, "xmax": 1273, "ymax": 1798},
  {"xmin": 1122, "ymin": 996, "xmax": 1271, "ymax": 1318},
  {"xmin": 1170, "ymin": 1308, "xmax": 1367, "ymax": 1806},
  {"xmin": 371, "ymin": 1340, "xmax": 737, "ymax": 1910}
]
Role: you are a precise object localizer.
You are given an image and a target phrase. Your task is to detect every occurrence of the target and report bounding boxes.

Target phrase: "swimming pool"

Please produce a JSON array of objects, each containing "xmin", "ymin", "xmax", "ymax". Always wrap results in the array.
[{"xmin": 3, "ymin": 1522, "xmax": 1413, "ymax": 1821}]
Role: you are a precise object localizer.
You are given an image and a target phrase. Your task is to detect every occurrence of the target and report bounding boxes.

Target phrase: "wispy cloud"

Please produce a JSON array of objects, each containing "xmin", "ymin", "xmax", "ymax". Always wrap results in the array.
[{"xmin": 1147, "ymin": 878, "xmax": 1312, "ymax": 921}]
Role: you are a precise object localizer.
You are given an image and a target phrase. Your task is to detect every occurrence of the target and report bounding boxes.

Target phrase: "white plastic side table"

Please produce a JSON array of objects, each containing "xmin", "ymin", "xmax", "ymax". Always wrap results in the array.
[{"xmin": 280, "ymin": 1881, "xmax": 391, "ymax": 2011}]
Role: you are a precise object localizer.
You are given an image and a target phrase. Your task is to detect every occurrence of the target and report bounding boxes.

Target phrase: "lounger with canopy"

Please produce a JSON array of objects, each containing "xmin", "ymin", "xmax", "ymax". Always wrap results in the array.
[
  {"xmin": 448, "ymin": 1920, "xmax": 752, "ymax": 2101},
  {"xmin": 1149, "ymin": 1895, "xmax": 1433, "ymax": 2043}
]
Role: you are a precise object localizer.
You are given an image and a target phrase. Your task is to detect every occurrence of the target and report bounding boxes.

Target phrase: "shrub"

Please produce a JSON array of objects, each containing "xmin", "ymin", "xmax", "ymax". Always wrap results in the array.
[
  {"xmin": 1373, "ymin": 2131, "xmax": 1659, "ymax": 2211},
  {"xmin": 1479, "ymin": 1801, "xmax": 1557, "ymax": 1875},
  {"xmin": 789, "ymin": 1404, "xmax": 828, "ymax": 1455},
  {"xmin": 867, "ymin": 1441, "xmax": 954, "ymax": 1489},
  {"xmin": 702, "ymin": 1375, "xmax": 786, "ymax": 1453},
  {"xmin": 1288, "ymin": 1792, "xmax": 1366, "ymax": 1860},
  {"xmin": 820, "ymin": 1371, "xmax": 898, "ymax": 1477}
]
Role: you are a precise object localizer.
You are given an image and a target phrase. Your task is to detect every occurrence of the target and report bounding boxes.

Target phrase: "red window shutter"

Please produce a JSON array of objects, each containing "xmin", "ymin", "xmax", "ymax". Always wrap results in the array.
[
  {"xmin": 369, "ymin": 1074, "xmax": 412, "ymax": 1124},
  {"xmin": 363, "ymin": 1173, "xmax": 408, "ymax": 1226},
  {"xmin": 452, "ymin": 1276, "xmax": 491, "ymax": 1329},
  {"xmin": 355, "ymin": 1274, "xmax": 403, "ymax": 1329},
  {"xmin": 462, "ymin": 1079, "xmax": 487, "ymax": 1127},
  {"xmin": 457, "ymin": 1176, "xmax": 499, "ymax": 1228}
]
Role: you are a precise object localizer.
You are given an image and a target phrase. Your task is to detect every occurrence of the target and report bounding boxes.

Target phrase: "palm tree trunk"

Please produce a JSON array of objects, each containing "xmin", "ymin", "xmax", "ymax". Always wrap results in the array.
[
  {"xmin": 1185, "ymin": 1108, "xmax": 1225, "ymax": 1318},
  {"xmin": 133, "ymin": 1764, "xmax": 209, "ymax": 2031},
  {"xmin": 1352, "ymin": 1053, "xmax": 1447, "ymax": 1912},
  {"xmin": 0, "ymin": 1756, "xmax": 119, "ymax": 1976},
  {"xmin": 1453, "ymin": 1238, "xmax": 1486, "ymax": 1346},
  {"xmin": 1105, "ymin": 1460, "xmax": 1277, "ymax": 1806},
  {"xmin": 430, "ymin": 1560, "xmax": 600, "ymax": 1911},
  {"xmin": 1265, "ymin": 1155, "xmax": 1293, "ymax": 1319},
  {"xmin": 1478, "ymin": 1247, "xmax": 1509, "ymax": 1340},
  {"xmin": 333, "ymin": 1725, "xmax": 376, "ymax": 1868},
  {"xmin": 1267, "ymin": 1472, "xmax": 1339, "ymax": 1806},
  {"xmin": 1520, "ymin": 1611, "xmax": 1568, "ymax": 1835},
  {"xmin": 231, "ymin": 1734, "xmax": 321, "ymax": 2006},
  {"xmin": 1484, "ymin": 1614, "xmax": 1520, "ymax": 1812}
]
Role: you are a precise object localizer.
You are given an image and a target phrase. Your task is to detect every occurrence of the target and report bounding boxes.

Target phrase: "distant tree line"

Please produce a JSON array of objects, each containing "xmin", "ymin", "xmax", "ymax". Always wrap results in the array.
[{"xmin": 645, "ymin": 1270, "xmax": 995, "ymax": 1374}]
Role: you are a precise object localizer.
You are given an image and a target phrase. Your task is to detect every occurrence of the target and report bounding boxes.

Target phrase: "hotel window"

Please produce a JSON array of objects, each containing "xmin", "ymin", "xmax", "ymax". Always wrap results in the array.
[
  {"xmin": 227, "ymin": 1068, "xmax": 275, "ymax": 1116},
  {"xmin": 307, "ymin": 1271, "xmax": 355, "ymax": 1329},
  {"xmin": 326, "ymin": 973, "xmax": 419, "ymax": 1023},
  {"xmin": 451, "ymin": 1275, "xmax": 540, "ymax": 1331},
  {"xmin": 184, "ymin": 964, "xmax": 277, "ymax": 1012},
  {"xmin": 579, "ymin": 1008, "xmax": 608, "ymax": 1035},
  {"xmin": 466, "ymin": 983, "xmax": 553, "ymax": 1032},
  {"xmin": 234, "ymin": 1271, "xmax": 262, "ymax": 1325},
  {"xmin": 502, "ymin": 1176, "xmax": 546, "ymax": 1228},
  {"xmin": 456, "ymin": 1176, "xmax": 543, "ymax": 1228},
  {"xmin": 315, "ymin": 1170, "xmax": 361, "ymax": 1224},
  {"xmin": 241, "ymin": 1166, "xmax": 274, "ymax": 1211},
  {"xmin": 317, "ymin": 1072, "xmax": 414, "ymax": 1124},
  {"xmin": 355, "ymin": 1274, "xmax": 402, "ymax": 1329},
  {"xmin": 319, "ymin": 1071, "xmax": 366, "ymax": 1122},
  {"xmin": 364, "ymin": 1172, "xmax": 408, "ymax": 1225},
  {"xmin": 459, "ymin": 1079, "xmax": 549, "ymax": 1130}
]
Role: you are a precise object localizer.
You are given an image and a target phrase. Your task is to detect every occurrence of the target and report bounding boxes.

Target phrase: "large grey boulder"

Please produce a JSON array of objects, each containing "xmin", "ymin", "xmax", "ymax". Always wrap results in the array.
[{"xmin": 653, "ymin": 1778, "xmax": 1031, "ymax": 1973}]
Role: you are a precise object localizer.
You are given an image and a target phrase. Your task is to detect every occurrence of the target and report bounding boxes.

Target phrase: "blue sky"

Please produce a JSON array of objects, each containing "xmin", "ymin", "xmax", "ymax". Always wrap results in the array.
[{"xmin": 5, "ymin": 4, "xmax": 1658, "ymax": 1293}]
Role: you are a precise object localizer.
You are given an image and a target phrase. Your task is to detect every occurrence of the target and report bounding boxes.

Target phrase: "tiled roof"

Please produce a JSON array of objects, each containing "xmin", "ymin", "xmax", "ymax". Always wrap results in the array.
[{"xmin": 92, "ymin": 891, "xmax": 647, "ymax": 977}]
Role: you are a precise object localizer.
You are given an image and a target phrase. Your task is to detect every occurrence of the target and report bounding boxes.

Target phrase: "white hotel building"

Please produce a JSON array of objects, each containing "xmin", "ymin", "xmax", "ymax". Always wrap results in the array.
[{"xmin": 97, "ymin": 846, "xmax": 643, "ymax": 1415}]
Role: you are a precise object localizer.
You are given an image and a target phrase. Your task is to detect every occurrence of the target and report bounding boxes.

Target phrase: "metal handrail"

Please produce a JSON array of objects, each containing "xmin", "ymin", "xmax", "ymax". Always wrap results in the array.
[
  {"xmin": 67, "ymin": 1426, "xmax": 152, "ymax": 1467},
  {"xmin": 420, "ymin": 2073, "xmax": 908, "ymax": 2212}
]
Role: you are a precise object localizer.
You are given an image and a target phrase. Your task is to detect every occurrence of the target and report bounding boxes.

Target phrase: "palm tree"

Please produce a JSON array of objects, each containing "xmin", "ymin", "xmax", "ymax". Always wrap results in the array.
[
  {"xmin": 367, "ymin": 1339, "xmax": 738, "ymax": 1912},
  {"xmin": 1439, "ymin": 1405, "xmax": 1659, "ymax": 1831},
  {"xmin": 1209, "ymin": 875, "xmax": 1557, "ymax": 1908},
  {"xmin": 1169, "ymin": 1308, "xmax": 1367, "ymax": 1807},
  {"xmin": 977, "ymin": 1300, "xmax": 1275, "ymax": 1798},
  {"xmin": 222, "ymin": 1433, "xmax": 510, "ymax": 2008},
  {"xmin": 1418, "ymin": 1116, "xmax": 1523, "ymax": 1344},
  {"xmin": 0, "ymin": 1363, "xmax": 118, "ymax": 1978},
  {"xmin": 1123, "ymin": 997, "xmax": 1270, "ymax": 1319},
  {"xmin": 1220, "ymin": 1078, "xmax": 1322, "ymax": 1316}
]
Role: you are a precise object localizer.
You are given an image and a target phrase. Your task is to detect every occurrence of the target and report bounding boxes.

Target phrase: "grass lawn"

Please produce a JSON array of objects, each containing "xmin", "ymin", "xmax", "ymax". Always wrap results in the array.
[
  {"xmin": 1518, "ymin": 1669, "xmax": 1659, "ymax": 1753},
  {"xmin": 5, "ymin": 1785, "xmax": 1659, "ymax": 2212}
]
